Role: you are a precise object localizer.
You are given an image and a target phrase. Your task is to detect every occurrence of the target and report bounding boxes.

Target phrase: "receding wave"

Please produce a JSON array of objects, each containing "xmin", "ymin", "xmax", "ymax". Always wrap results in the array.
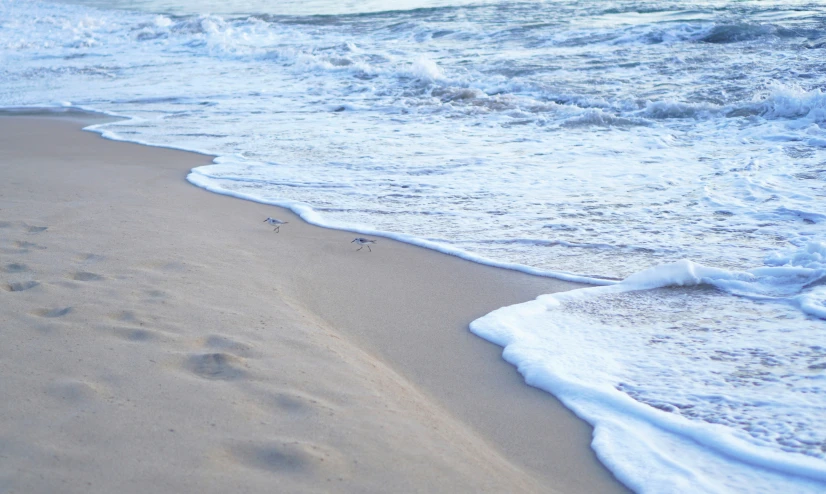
[{"xmin": 472, "ymin": 244, "xmax": 826, "ymax": 493}]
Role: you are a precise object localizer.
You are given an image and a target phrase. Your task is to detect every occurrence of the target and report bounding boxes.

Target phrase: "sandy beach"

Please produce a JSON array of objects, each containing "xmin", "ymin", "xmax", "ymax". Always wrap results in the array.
[{"xmin": 0, "ymin": 113, "xmax": 629, "ymax": 493}]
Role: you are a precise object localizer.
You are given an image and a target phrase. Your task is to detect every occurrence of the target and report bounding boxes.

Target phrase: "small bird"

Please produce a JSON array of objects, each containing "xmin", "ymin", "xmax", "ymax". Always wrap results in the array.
[
  {"xmin": 263, "ymin": 217, "xmax": 289, "ymax": 233},
  {"xmin": 351, "ymin": 237, "xmax": 377, "ymax": 252}
]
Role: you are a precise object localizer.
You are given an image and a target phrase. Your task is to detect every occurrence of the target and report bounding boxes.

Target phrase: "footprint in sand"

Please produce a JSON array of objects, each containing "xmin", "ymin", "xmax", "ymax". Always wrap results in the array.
[
  {"xmin": 185, "ymin": 353, "xmax": 246, "ymax": 380},
  {"xmin": 202, "ymin": 335, "xmax": 256, "ymax": 358},
  {"xmin": 69, "ymin": 272, "xmax": 104, "ymax": 282},
  {"xmin": 3, "ymin": 280, "xmax": 40, "ymax": 292},
  {"xmin": 227, "ymin": 441, "xmax": 344, "ymax": 476},
  {"xmin": 26, "ymin": 226, "xmax": 48, "ymax": 233},
  {"xmin": 109, "ymin": 310, "xmax": 144, "ymax": 324},
  {"xmin": 44, "ymin": 379, "xmax": 101, "ymax": 404},
  {"xmin": 269, "ymin": 391, "xmax": 336, "ymax": 416},
  {"xmin": 75, "ymin": 253, "xmax": 105, "ymax": 263},
  {"xmin": 11, "ymin": 240, "xmax": 46, "ymax": 253},
  {"xmin": 109, "ymin": 326, "xmax": 162, "ymax": 343},
  {"xmin": 121, "ymin": 328, "xmax": 156, "ymax": 342},
  {"xmin": 32, "ymin": 307, "xmax": 72, "ymax": 318},
  {"xmin": 2, "ymin": 263, "xmax": 29, "ymax": 273},
  {"xmin": 143, "ymin": 260, "xmax": 189, "ymax": 272}
]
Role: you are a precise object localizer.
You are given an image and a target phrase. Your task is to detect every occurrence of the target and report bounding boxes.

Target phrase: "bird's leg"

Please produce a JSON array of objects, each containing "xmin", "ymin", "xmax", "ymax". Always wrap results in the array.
[
  {"xmin": 357, "ymin": 245, "xmax": 363, "ymax": 251},
  {"xmin": 367, "ymin": 245, "xmax": 372, "ymax": 252},
  {"xmin": 274, "ymin": 226, "xmax": 279, "ymax": 233}
]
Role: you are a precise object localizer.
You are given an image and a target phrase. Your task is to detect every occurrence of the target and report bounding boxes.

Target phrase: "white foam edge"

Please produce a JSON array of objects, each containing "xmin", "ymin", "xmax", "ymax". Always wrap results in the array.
[
  {"xmin": 469, "ymin": 265, "xmax": 826, "ymax": 492},
  {"xmin": 797, "ymin": 287, "xmax": 826, "ymax": 319},
  {"xmin": 186, "ymin": 168, "xmax": 616, "ymax": 285},
  {"xmin": 2, "ymin": 103, "xmax": 616, "ymax": 286}
]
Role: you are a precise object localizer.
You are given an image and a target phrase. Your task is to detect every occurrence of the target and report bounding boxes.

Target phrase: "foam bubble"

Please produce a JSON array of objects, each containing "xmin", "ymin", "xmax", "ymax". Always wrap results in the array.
[
  {"xmin": 758, "ymin": 84, "xmax": 826, "ymax": 124},
  {"xmin": 409, "ymin": 57, "xmax": 444, "ymax": 83}
]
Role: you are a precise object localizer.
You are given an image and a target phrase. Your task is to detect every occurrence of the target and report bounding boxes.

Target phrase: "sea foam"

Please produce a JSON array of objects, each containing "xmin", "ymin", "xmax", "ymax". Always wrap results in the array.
[{"xmin": 472, "ymin": 243, "xmax": 826, "ymax": 493}]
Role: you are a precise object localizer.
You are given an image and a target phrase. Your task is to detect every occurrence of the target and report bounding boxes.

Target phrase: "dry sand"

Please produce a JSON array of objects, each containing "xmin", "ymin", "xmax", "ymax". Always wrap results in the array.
[{"xmin": 0, "ymin": 114, "xmax": 629, "ymax": 493}]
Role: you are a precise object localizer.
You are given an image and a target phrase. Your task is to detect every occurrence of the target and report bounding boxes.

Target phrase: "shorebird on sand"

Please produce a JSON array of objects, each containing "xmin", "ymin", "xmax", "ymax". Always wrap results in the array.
[
  {"xmin": 263, "ymin": 217, "xmax": 288, "ymax": 233},
  {"xmin": 352, "ymin": 237, "xmax": 377, "ymax": 252}
]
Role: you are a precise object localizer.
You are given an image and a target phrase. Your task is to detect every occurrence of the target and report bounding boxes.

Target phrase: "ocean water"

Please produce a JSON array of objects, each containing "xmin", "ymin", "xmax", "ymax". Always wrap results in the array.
[{"xmin": 1, "ymin": 0, "xmax": 825, "ymax": 491}]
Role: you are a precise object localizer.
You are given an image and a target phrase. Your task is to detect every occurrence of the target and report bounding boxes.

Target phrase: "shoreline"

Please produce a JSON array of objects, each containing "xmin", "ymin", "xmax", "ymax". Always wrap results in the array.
[
  {"xmin": 0, "ymin": 113, "xmax": 629, "ymax": 492},
  {"xmin": 9, "ymin": 105, "xmax": 621, "ymax": 286}
]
